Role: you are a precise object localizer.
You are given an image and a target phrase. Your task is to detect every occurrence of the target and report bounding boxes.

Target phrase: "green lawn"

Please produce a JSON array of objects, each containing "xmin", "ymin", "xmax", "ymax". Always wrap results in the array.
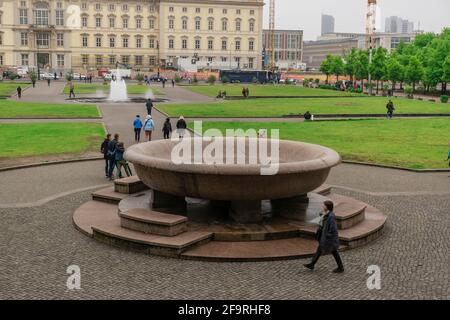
[
  {"xmin": 159, "ymin": 97, "xmax": 450, "ymax": 117},
  {"xmin": 0, "ymin": 122, "xmax": 105, "ymax": 158},
  {"xmin": 183, "ymin": 84, "xmax": 363, "ymax": 97},
  {"xmin": 0, "ymin": 100, "xmax": 100, "ymax": 118},
  {"xmin": 62, "ymin": 83, "xmax": 163, "ymax": 95},
  {"xmin": 0, "ymin": 82, "xmax": 31, "ymax": 98},
  {"xmin": 192, "ymin": 119, "xmax": 450, "ymax": 169}
]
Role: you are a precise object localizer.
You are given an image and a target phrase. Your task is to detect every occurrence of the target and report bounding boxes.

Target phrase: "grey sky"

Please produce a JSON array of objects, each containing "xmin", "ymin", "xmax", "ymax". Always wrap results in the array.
[{"xmin": 263, "ymin": 0, "xmax": 450, "ymax": 40}]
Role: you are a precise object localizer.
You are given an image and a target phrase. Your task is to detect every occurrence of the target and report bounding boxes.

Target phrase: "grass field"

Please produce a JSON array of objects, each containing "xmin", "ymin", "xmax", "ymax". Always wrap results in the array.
[
  {"xmin": 62, "ymin": 83, "xmax": 163, "ymax": 95},
  {"xmin": 0, "ymin": 82, "xmax": 31, "ymax": 98},
  {"xmin": 0, "ymin": 122, "xmax": 105, "ymax": 158},
  {"xmin": 0, "ymin": 100, "xmax": 100, "ymax": 118},
  {"xmin": 183, "ymin": 84, "xmax": 363, "ymax": 97},
  {"xmin": 191, "ymin": 118, "xmax": 450, "ymax": 169},
  {"xmin": 159, "ymin": 96, "xmax": 450, "ymax": 117}
]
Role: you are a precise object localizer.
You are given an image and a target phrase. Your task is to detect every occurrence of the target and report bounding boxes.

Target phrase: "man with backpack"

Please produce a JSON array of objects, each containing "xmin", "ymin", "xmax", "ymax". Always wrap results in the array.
[
  {"xmin": 100, "ymin": 134, "xmax": 112, "ymax": 178},
  {"xmin": 106, "ymin": 134, "xmax": 119, "ymax": 180}
]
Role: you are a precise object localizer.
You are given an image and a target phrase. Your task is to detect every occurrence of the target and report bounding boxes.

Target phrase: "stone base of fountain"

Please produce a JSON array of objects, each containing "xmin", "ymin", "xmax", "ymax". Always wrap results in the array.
[{"xmin": 66, "ymin": 97, "xmax": 169, "ymax": 103}]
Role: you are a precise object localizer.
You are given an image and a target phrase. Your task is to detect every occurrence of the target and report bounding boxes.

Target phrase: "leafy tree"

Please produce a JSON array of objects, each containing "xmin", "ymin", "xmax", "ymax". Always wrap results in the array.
[
  {"xmin": 330, "ymin": 56, "xmax": 345, "ymax": 82},
  {"xmin": 319, "ymin": 55, "xmax": 333, "ymax": 84},
  {"xmin": 386, "ymin": 57, "xmax": 404, "ymax": 91},
  {"xmin": 355, "ymin": 50, "xmax": 369, "ymax": 88},
  {"xmin": 442, "ymin": 55, "xmax": 450, "ymax": 94},
  {"xmin": 405, "ymin": 56, "xmax": 424, "ymax": 92},
  {"xmin": 370, "ymin": 47, "xmax": 388, "ymax": 94},
  {"xmin": 344, "ymin": 48, "xmax": 358, "ymax": 83}
]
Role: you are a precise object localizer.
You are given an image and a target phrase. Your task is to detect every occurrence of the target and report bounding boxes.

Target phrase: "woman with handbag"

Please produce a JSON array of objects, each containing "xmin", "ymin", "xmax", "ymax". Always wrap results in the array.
[{"xmin": 304, "ymin": 200, "xmax": 345, "ymax": 273}]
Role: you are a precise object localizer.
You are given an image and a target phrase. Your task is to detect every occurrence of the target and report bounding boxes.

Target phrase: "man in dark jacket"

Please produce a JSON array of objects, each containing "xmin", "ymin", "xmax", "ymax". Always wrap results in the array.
[
  {"xmin": 146, "ymin": 98, "xmax": 153, "ymax": 115},
  {"xmin": 17, "ymin": 86, "xmax": 22, "ymax": 99},
  {"xmin": 100, "ymin": 134, "xmax": 112, "ymax": 178},
  {"xmin": 106, "ymin": 134, "xmax": 119, "ymax": 180},
  {"xmin": 386, "ymin": 100, "xmax": 395, "ymax": 119},
  {"xmin": 304, "ymin": 200, "xmax": 344, "ymax": 273}
]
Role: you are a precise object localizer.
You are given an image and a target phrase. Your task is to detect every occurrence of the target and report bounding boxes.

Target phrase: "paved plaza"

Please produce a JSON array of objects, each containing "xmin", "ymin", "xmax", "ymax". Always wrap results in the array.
[{"xmin": 0, "ymin": 81, "xmax": 449, "ymax": 299}]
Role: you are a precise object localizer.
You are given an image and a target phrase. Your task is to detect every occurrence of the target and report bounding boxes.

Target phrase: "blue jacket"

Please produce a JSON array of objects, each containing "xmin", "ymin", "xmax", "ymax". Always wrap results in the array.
[
  {"xmin": 133, "ymin": 118, "xmax": 142, "ymax": 129},
  {"xmin": 144, "ymin": 119, "xmax": 155, "ymax": 131}
]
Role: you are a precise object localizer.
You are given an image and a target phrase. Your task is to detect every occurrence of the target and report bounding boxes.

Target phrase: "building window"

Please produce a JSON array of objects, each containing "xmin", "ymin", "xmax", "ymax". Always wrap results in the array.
[
  {"xmin": 149, "ymin": 38, "xmax": 155, "ymax": 48},
  {"xmin": 249, "ymin": 40, "xmax": 254, "ymax": 51},
  {"xmin": 121, "ymin": 55, "xmax": 129, "ymax": 64},
  {"xmin": 96, "ymin": 36, "xmax": 102, "ymax": 47},
  {"xmin": 168, "ymin": 38, "xmax": 174, "ymax": 49},
  {"xmin": 136, "ymin": 5, "xmax": 142, "ymax": 12},
  {"xmin": 82, "ymin": 54, "xmax": 89, "ymax": 65},
  {"xmin": 109, "ymin": 55, "xmax": 116, "ymax": 65},
  {"xmin": 95, "ymin": 3, "xmax": 101, "ymax": 11},
  {"xmin": 169, "ymin": 7, "xmax": 174, "ymax": 12},
  {"xmin": 195, "ymin": 8, "xmax": 200, "ymax": 13},
  {"xmin": 149, "ymin": 19, "xmax": 155, "ymax": 29},
  {"xmin": 109, "ymin": 4, "xmax": 115, "ymax": 11},
  {"xmin": 149, "ymin": 56, "xmax": 156, "ymax": 66},
  {"xmin": 81, "ymin": 3, "xmax": 87, "ymax": 10},
  {"xmin": 221, "ymin": 57, "xmax": 227, "ymax": 62},
  {"xmin": 235, "ymin": 20, "xmax": 241, "ymax": 31},
  {"xmin": 182, "ymin": 19, "xmax": 187, "ymax": 30},
  {"xmin": 109, "ymin": 17, "xmax": 115, "ymax": 28},
  {"xmin": 182, "ymin": 39, "xmax": 187, "ymax": 49},
  {"xmin": 249, "ymin": 21, "xmax": 255, "ymax": 32},
  {"xmin": 0, "ymin": 34, "xmax": 2, "ymax": 45},
  {"xmin": 208, "ymin": 20, "xmax": 214, "ymax": 31},
  {"xmin": 195, "ymin": 19, "xmax": 201, "ymax": 30},
  {"xmin": 35, "ymin": 6, "xmax": 49, "ymax": 25},
  {"xmin": 82, "ymin": 36, "xmax": 88, "ymax": 47},
  {"xmin": 223, "ymin": 9, "xmax": 227, "ymax": 14},
  {"xmin": 82, "ymin": 16, "xmax": 88, "ymax": 27},
  {"xmin": 56, "ymin": 10, "xmax": 64, "ymax": 26},
  {"xmin": 209, "ymin": 8, "xmax": 213, "ymax": 14},
  {"xmin": 169, "ymin": 18, "xmax": 174, "ymax": 29},
  {"xmin": 235, "ymin": 57, "xmax": 240, "ymax": 66},
  {"xmin": 21, "ymin": 54, "xmax": 29, "ymax": 66},
  {"xmin": 21, "ymin": 32, "xmax": 28, "ymax": 46},
  {"xmin": 195, "ymin": 39, "xmax": 200, "ymax": 50},
  {"xmin": 135, "ymin": 55, "xmax": 143, "ymax": 65},
  {"xmin": 122, "ymin": 4, "xmax": 128, "ymax": 11},
  {"xmin": 109, "ymin": 37, "xmax": 115, "ymax": 48},
  {"xmin": 221, "ymin": 40, "xmax": 227, "ymax": 50},
  {"xmin": 250, "ymin": 10, "xmax": 255, "ymax": 15},
  {"xmin": 96, "ymin": 55, "xmax": 102, "ymax": 65},
  {"xmin": 0, "ymin": 55, "xmax": 3, "ymax": 65},
  {"xmin": 235, "ymin": 40, "xmax": 241, "ymax": 51},
  {"xmin": 208, "ymin": 39, "xmax": 213, "ymax": 50},
  {"xmin": 136, "ymin": 18, "xmax": 142, "ymax": 29},
  {"xmin": 182, "ymin": 7, "xmax": 187, "ymax": 13},
  {"xmin": 95, "ymin": 17, "xmax": 102, "ymax": 28},
  {"xmin": 19, "ymin": 9, "xmax": 28, "ymax": 25},
  {"xmin": 222, "ymin": 20, "xmax": 227, "ymax": 31},
  {"xmin": 57, "ymin": 33, "xmax": 64, "ymax": 46},
  {"xmin": 149, "ymin": 6, "xmax": 155, "ymax": 13},
  {"xmin": 36, "ymin": 33, "xmax": 49, "ymax": 47},
  {"xmin": 136, "ymin": 37, "xmax": 142, "ymax": 48},
  {"xmin": 123, "ymin": 18, "xmax": 128, "ymax": 28},
  {"xmin": 57, "ymin": 54, "xmax": 65, "ymax": 67},
  {"xmin": 123, "ymin": 38, "xmax": 128, "ymax": 48},
  {"xmin": 236, "ymin": 9, "xmax": 241, "ymax": 15},
  {"xmin": 248, "ymin": 57, "xmax": 254, "ymax": 69}
]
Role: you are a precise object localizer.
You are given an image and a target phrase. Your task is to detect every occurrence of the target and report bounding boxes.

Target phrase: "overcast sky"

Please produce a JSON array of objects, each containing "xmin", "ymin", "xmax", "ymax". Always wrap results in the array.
[{"xmin": 263, "ymin": 0, "xmax": 450, "ymax": 40}]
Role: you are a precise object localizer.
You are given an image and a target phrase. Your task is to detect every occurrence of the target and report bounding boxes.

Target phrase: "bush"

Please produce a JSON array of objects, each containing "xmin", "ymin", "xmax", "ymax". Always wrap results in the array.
[
  {"xmin": 207, "ymin": 75, "xmax": 216, "ymax": 85},
  {"xmin": 9, "ymin": 73, "xmax": 18, "ymax": 81},
  {"xmin": 66, "ymin": 73, "xmax": 73, "ymax": 82},
  {"xmin": 193, "ymin": 75, "xmax": 198, "ymax": 84},
  {"xmin": 30, "ymin": 71, "xmax": 37, "ymax": 83},
  {"xmin": 175, "ymin": 75, "xmax": 182, "ymax": 83},
  {"xmin": 315, "ymin": 79, "xmax": 320, "ymax": 84},
  {"xmin": 232, "ymin": 80, "xmax": 240, "ymax": 84},
  {"xmin": 319, "ymin": 84, "xmax": 333, "ymax": 90},
  {"xmin": 440, "ymin": 95, "xmax": 449, "ymax": 103},
  {"xmin": 221, "ymin": 76, "xmax": 229, "ymax": 84},
  {"xmin": 303, "ymin": 79, "xmax": 309, "ymax": 87},
  {"xmin": 136, "ymin": 73, "xmax": 144, "ymax": 84}
]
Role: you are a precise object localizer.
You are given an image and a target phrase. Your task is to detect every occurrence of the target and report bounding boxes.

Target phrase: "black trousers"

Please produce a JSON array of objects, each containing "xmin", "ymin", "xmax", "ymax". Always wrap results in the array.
[
  {"xmin": 163, "ymin": 131, "xmax": 170, "ymax": 139},
  {"xmin": 310, "ymin": 247, "xmax": 344, "ymax": 269},
  {"xmin": 134, "ymin": 128, "xmax": 141, "ymax": 142}
]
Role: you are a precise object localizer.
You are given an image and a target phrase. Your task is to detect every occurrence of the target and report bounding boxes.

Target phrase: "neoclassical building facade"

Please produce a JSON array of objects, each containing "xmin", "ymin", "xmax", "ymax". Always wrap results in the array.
[{"xmin": 0, "ymin": 0, "xmax": 264, "ymax": 73}]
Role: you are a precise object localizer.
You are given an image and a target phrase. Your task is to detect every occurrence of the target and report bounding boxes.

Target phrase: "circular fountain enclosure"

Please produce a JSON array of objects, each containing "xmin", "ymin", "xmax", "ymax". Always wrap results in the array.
[{"xmin": 125, "ymin": 137, "xmax": 341, "ymax": 201}]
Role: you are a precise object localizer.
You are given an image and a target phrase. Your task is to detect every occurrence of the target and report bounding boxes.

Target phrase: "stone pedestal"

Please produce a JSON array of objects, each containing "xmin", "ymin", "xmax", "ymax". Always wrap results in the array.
[
  {"xmin": 272, "ymin": 193, "xmax": 327, "ymax": 222},
  {"xmin": 150, "ymin": 189, "xmax": 187, "ymax": 214},
  {"xmin": 229, "ymin": 200, "xmax": 263, "ymax": 223}
]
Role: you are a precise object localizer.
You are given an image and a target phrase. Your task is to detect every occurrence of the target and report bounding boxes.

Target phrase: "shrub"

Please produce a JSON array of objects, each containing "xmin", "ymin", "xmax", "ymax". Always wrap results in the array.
[
  {"xmin": 175, "ymin": 75, "xmax": 182, "ymax": 83},
  {"xmin": 207, "ymin": 74, "xmax": 216, "ymax": 85},
  {"xmin": 193, "ymin": 75, "xmax": 198, "ymax": 84},
  {"xmin": 136, "ymin": 73, "xmax": 144, "ymax": 84},
  {"xmin": 66, "ymin": 73, "xmax": 73, "ymax": 82},
  {"xmin": 315, "ymin": 79, "xmax": 320, "ymax": 84},
  {"xmin": 9, "ymin": 73, "xmax": 18, "ymax": 81},
  {"xmin": 222, "ymin": 76, "xmax": 229, "ymax": 84},
  {"xmin": 303, "ymin": 79, "xmax": 309, "ymax": 87},
  {"xmin": 232, "ymin": 80, "xmax": 240, "ymax": 84},
  {"xmin": 30, "ymin": 71, "xmax": 37, "ymax": 83},
  {"xmin": 440, "ymin": 95, "xmax": 449, "ymax": 103}
]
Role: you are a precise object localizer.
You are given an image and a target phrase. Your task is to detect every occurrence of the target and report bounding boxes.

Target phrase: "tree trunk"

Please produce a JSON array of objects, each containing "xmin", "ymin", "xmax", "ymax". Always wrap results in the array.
[
  {"xmin": 412, "ymin": 82, "xmax": 416, "ymax": 92},
  {"xmin": 392, "ymin": 81, "xmax": 396, "ymax": 91},
  {"xmin": 400, "ymin": 82, "xmax": 403, "ymax": 90}
]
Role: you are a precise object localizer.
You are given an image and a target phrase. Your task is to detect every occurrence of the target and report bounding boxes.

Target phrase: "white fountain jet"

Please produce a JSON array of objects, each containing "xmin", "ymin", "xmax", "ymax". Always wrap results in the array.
[{"xmin": 108, "ymin": 69, "xmax": 128, "ymax": 101}]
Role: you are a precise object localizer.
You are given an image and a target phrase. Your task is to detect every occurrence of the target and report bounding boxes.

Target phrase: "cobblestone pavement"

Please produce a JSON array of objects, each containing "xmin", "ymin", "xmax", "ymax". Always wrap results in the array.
[{"xmin": 0, "ymin": 185, "xmax": 449, "ymax": 299}]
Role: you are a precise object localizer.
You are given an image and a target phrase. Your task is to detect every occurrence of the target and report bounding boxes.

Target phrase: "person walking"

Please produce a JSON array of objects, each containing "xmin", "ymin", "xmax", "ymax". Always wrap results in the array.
[
  {"xmin": 304, "ymin": 200, "xmax": 345, "ymax": 273},
  {"xmin": 133, "ymin": 115, "xmax": 143, "ymax": 143},
  {"xmin": 242, "ymin": 87, "xmax": 247, "ymax": 98},
  {"xmin": 386, "ymin": 100, "xmax": 395, "ymax": 119},
  {"xmin": 145, "ymin": 98, "xmax": 153, "ymax": 115},
  {"xmin": 245, "ymin": 87, "xmax": 250, "ymax": 98},
  {"xmin": 304, "ymin": 111, "xmax": 312, "ymax": 121},
  {"xmin": 162, "ymin": 118, "xmax": 172, "ymax": 139},
  {"xmin": 69, "ymin": 82, "xmax": 75, "ymax": 98},
  {"xmin": 54, "ymin": 72, "xmax": 57, "ymax": 80},
  {"xmin": 106, "ymin": 134, "xmax": 119, "ymax": 180},
  {"xmin": 143, "ymin": 115, "xmax": 155, "ymax": 141},
  {"xmin": 162, "ymin": 78, "xmax": 166, "ymax": 88},
  {"xmin": 171, "ymin": 79, "xmax": 175, "ymax": 88},
  {"xmin": 47, "ymin": 78, "xmax": 51, "ymax": 86},
  {"xmin": 176, "ymin": 116, "xmax": 187, "ymax": 139},
  {"xmin": 114, "ymin": 142, "xmax": 132, "ymax": 179},
  {"xmin": 16, "ymin": 86, "xmax": 22, "ymax": 99},
  {"xmin": 100, "ymin": 134, "xmax": 112, "ymax": 178}
]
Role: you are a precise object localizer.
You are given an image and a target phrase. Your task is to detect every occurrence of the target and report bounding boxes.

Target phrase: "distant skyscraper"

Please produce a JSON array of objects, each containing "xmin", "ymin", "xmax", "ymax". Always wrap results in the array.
[
  {"xmin": 385, "ymin": 16, "xmax": 414, "ymax": 33},
  {"xmin": 321, "ymin": 14, "xmax": 335, "ymax": 35}
]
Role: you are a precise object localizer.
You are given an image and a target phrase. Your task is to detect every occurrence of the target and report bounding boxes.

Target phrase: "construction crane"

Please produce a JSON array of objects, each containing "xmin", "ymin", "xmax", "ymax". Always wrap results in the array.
[
  {"xmin": 267, "ymin": 0, "xmax": 276, "ymax": 72},
  {"xmin": 366, "ymin": 0, "xmax": 377, "ymax": 94}
]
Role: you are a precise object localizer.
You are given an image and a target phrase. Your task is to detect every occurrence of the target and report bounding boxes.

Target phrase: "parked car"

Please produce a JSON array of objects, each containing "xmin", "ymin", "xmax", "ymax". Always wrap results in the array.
[
  {"xmin": 72, "ymin": 73, "xmax": 87, "ymax": 80},
  {"xmin": 149, "ymin": 74, "xmax": 167, "ymax": 82}
]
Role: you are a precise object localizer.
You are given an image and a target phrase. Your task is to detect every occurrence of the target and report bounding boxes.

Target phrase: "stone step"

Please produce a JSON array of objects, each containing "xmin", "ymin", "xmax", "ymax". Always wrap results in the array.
[
  {"xmin": 119, "ymin": 208, "xmax": 188, "ymax": 236},
  {"xmin": 92, "ymin": 186, "xmax": 131, "ymax": 204},
  {"xmin": 181, "ymin": 237, "xmax": 321, "ymax": 262},
  {"xmin": 327, "ymin": 194, "xmax": 367, "ymax": 229},
  {"xmin": 114, "ymin": 176, "xmax": 149, "ymax": 194},
  {"xmin": 73, "ymin": 200, "xmax": 118, "ymax": 237},
  {"xmin": 312, "ymin": 184, "xmax": 332, "ymax": 196}
]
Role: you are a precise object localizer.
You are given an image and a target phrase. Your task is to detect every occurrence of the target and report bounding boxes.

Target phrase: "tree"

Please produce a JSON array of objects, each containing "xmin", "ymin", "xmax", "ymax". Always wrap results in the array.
[
  {"xmin": 442, "ymin": 55, "xmax": 450, "ymax": 94},
  {"xmin": 344, "ymin": 48, "xmax": 358, "ymax": 83},
  {"xmin": 386, "ymin": 57, "xmax": 404, "ymax": 92},
  {"xmin": 405, "ymin": 56, "xmax": 424, "ymax": 92},
  {"xmin": 330, "ymin": 56, "xmax": 345, "ymax": 82},
  {"xmin": 320, "ymin": 55, "xmax": 333, "ymax": 84},
  {"xmin": 355, "ymin": 50, "xmax": 369, "ymax": 89},
  {"xmin": 370, "ymin": 47, "xmax": 388, "ymax": 94}
]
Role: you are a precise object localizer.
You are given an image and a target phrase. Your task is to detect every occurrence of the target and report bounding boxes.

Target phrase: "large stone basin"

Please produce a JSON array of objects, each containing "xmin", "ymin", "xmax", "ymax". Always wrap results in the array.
[{"xmin": 125, "ymin": 137, "xmax": 341, "ymax": 203}]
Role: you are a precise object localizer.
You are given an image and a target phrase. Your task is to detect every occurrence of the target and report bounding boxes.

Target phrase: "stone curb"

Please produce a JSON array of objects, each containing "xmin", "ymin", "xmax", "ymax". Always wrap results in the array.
[
  {"xmin": 167, "ymin": 114, "xmax": 450, "ymax": 119},
  {"xmin": 342, "ymin": 160, "xmax": 450, "ymax": 173},
  {"xmin": 0, "ymin": 117, "xmax": 102, "ymax": 120},
  {"xmin": 0, "ymin": 156, "xmax": 104, "ymax": 173}
]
